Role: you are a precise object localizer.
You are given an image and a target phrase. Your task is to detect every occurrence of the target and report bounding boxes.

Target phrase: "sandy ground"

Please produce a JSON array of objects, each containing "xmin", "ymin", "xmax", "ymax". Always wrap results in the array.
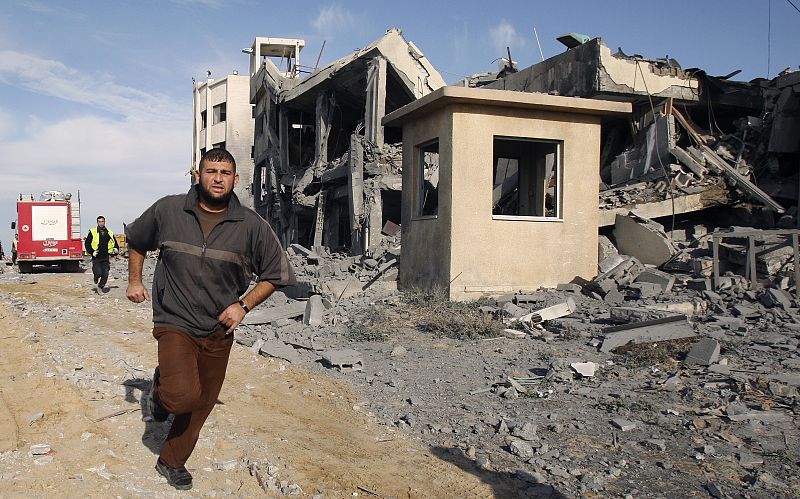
[{"xmin": 0, "ymin": 270, "xmax": 511, "ymax": 498}]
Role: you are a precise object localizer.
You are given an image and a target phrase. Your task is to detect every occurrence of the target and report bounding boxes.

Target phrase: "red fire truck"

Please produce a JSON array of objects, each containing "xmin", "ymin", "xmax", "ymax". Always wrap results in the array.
[{"xmin": 11, "ymin": 191, "xmax": 84, "ymax": 273}]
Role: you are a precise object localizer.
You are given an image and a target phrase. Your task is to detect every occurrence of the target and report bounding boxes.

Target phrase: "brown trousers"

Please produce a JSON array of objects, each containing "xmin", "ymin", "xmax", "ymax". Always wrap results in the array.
[{"xmin": 152, "ymin": 326, "xmax": 234, "ymax": 468}]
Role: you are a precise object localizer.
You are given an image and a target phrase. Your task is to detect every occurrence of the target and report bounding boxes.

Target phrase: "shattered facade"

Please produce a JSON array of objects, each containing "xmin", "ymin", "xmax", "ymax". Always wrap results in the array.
[{"xmin": 247, "ymin": 28, "xmax": 445, "ymax": 254}]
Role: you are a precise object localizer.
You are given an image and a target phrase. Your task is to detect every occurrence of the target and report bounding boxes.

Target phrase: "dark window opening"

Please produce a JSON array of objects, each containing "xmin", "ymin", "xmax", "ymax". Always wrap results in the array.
[
  {"xmin": 200, "ymin": 110, "xmax": 207, "ymax": 129},
  {"xmin": 493, "ymin": 137, "xmax": 560, "ymax": 218},
  {"xmin": 213, "ymin": 103, "xmax": 227, "ymax": 124},
  {"xmin": 417, "ymin": 140, "xmax": 439, "ymax": 217},
  {"xmin": 381, "ymin": 189, "xmax": 402, "ymax": 228}
]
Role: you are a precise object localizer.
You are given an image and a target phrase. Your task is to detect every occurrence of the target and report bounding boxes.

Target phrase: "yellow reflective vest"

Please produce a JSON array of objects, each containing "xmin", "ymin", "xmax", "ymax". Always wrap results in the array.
[{"xmin": 89, "ymin": 227, "xmax": 116, "ymax": 253}]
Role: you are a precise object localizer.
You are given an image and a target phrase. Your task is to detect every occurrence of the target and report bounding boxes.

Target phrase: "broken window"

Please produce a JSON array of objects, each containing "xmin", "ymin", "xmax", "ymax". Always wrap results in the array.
[
  {"xmin": 200, "ymin": 111, "xmax": 207, "ymax": 130},
  {"xmin": 213, "ymin": 103, "xmax": 227, "ymax": 124},
  {"xmin": 492, "ymin": 137, "xmax": 561, "ymax": 219},
  {"xmin": 416, "ymin": 140, "xmax": 439, "ymax": 217}
]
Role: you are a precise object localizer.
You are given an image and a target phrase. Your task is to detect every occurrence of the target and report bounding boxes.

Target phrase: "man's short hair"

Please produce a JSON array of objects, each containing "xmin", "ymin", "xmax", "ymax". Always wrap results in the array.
[
  {"xmin": 97, "ymin": 216, "xmax": 105, "ymax": 222},
  {"xmin": 200, "ymin": 148, "xmax": 236, "ymax": 171}
]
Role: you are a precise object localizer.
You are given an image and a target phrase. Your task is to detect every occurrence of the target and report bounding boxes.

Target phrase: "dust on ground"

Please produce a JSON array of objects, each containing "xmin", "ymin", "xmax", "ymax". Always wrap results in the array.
[{"xmin": 0, "ymin": 269, "xmax": 520, "ymax": 498}]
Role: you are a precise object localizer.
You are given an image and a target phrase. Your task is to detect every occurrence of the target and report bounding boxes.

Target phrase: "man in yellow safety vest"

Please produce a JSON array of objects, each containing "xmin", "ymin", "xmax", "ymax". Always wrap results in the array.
[{"xmin": 85, "ymin": 215, "xmax": 119, "ymax": 293}]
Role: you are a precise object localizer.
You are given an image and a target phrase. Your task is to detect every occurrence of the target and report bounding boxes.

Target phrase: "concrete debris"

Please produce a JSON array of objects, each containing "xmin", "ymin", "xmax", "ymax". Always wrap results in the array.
[
  {"xmin": 600, "ymin": 315, "xmax": 696, "ymax": 353},
  {"xmin": 613, "ymin": 213, "xmax": 677, "ymax": 266},
  {"xmin": 321, "ymin": 349, "xmax": 363, "ymax": 371},
  {"xmin": 302, "ymin": 295, "xmax": 325, "ymax": 326},
  {"xmin": 570, "ymin": 362, "xmax": 597, "ymax": 378},
  {"xmin": 515, "ymin": 298, "xmax": 576, "ymax": 325},
  {"xmin": 258, "ymin": 339, "xmax": 301, "ymax": 364},
  {"xmin": 684, "ymin": 338, "xmax": 721, "ymax": 366},
  {"xmin": 611, "ymin": 419, "xmax": 636, "ymax": 432}
]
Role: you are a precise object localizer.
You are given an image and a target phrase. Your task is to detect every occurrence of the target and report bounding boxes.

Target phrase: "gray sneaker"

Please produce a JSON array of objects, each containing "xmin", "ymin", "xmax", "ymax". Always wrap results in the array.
[{"xmin": 155, "ymin": 459, "xmax": 192, "ymax": 490}]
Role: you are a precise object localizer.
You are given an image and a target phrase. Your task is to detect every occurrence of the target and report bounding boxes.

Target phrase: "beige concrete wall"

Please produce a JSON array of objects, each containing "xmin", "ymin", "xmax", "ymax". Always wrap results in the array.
[
  {"xmin": 447, "ymin": 104, "xmax": 600, "ymax": 300},
  {"xmin": 224, "ymin": 76, "xmax": 255, "ymax": 207},
  {"xmin": 398, "ymin": 109, "xmax": 453, "ymax": 292}
]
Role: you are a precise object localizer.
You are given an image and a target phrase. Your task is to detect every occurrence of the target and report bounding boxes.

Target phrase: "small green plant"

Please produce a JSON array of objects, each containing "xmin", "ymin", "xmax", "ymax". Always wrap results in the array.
[
  {"xmin": 616, "ymin": 339, "xmax": 693, "ymax": 368},
  {"xmin": 401, "ymin": 287, "xmax": 503, "ymax": 340},
  {"xmin": 347, "ymin": 305, "xmax": 391, "ymax": 342},
  {"xmin": 597, "ymin": 398, "xmax": 629, "ymax": 414}
]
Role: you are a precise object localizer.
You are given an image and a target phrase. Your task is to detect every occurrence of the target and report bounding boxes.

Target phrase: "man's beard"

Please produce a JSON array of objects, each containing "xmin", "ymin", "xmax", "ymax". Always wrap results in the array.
[{"xmin": 198, "ymin": 183, "xmax": 232, "ymax": 209}]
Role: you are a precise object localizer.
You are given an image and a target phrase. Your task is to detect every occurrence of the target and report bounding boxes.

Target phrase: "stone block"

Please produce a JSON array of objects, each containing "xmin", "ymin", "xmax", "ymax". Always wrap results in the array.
[
  {"xmin": 614, "ymin": 213, "xmax": 677, "ymax": 266},
  {"xmin": 302, "ymin": 295, "xmax": 325, "ymax": 326},
  {"xmin": 635, "ymin": 268, "xmax": 675, "ymax": 292},
  {"xmin": 684, "ymin": 338, "xmax": 720, "ymax": 366},
  {"xmin": 601, "ymin": 315, "xmax": 696, "ymax": 353}
]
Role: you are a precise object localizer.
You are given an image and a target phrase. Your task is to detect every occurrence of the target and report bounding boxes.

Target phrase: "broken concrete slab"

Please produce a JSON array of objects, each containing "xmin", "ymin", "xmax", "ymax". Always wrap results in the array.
[
  {"xmin": 570, "ymin": 362, "xmax": 597, "ymax": 378},
  {"xmin": 629, "ymin": 282, "xmax": 663, "ymax": 299},
  {"xmin": 258, "ymin": 340, "xmax": 301, "ymax": 363},
  {"xmin": 611, "ymin": 418, "xmax": 636, "ymax": 432},
  {"xmin": 590, "ymin": 255, "xmax": 645, "ymax": 295},
  {"xmin": 321, "ymin": 349, "xmax": 363, "ymax": 371},
  {"xmin": 634, "ymin": 268, "xmax": 675, "ymax": 293},
  {"xmin": 600, "ymin": 315, "xmax": 696, "ymax": 353},
  {"xmin": 760, "ymin": 288, "xmax": 792, "ymax": 310},
  {"xmin": 303, "ymin": 295, "xmax": 325, "ymax": 326},
  {"xmin": 243, "ymin": 301, "xmax": 306, "ymax": 325},
  {"xmin": 684, "ymin": 338, "xmax": 720, "ymax": 366},
  {"xmin": 516, "ymin": 298, "xmax": 576, "ymax": 325},
  {"xmin": 613, "ymin": 213, "xmax": 677, "ymax": 266}
]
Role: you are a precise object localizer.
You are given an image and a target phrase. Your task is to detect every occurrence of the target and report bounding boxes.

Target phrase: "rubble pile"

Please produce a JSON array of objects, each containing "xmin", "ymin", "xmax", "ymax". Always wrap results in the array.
[{"xmin": 215, "ymin": 214, "xmax": 799, "ymax": 496}]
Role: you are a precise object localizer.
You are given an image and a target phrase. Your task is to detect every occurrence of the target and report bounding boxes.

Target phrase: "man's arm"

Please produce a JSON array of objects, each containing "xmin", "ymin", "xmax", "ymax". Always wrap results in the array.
[
  {"xmin": 217, "ymin": 280, "xmax": 277, "ymax": 335},
  {"xmin": 126, "ymin": 247, "xmax": 150, "ymax": 303}
]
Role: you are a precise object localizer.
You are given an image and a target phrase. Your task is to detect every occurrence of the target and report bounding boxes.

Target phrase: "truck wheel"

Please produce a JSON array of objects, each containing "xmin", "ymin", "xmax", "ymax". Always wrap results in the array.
[{"xmin": 17, "ymin": 262, "xmax": 32, "ymax": 273}]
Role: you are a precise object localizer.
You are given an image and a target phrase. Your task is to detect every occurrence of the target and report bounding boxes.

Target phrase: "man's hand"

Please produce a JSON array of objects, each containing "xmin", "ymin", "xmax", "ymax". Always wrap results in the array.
[
  {"xmin": 126, "ymin": 282, "xmax": 150, "ymax": 303},
  {"xmin": 218, "ymin": 302, "xmax": 247, "ymax": 335}
]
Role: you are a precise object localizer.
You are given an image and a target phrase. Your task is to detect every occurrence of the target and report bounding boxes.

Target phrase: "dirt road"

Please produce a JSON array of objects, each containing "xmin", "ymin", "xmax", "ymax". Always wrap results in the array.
[{"xmin": 0, "ymin": 270, "xmax": 510, "ymax": 498}]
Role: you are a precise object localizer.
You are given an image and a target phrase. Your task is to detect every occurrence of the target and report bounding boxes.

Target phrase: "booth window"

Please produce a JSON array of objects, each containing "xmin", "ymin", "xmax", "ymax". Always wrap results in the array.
[
  {"xmin": 492, "ymin": 137, "xmax": 561, "ymax": 219},
  {"xmin": 416, "ymin": 140, "xmax": 439, "ymax": 217}
]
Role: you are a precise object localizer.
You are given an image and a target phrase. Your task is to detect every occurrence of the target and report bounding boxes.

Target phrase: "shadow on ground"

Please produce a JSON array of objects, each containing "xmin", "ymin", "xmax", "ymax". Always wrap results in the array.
[
  {"xmin": 430, "ymin": 446, "xmax": 569, "ymax": 498},
  {"xmin": 123, "ymin": 377, "xmax": 169, "ymax": 456}
]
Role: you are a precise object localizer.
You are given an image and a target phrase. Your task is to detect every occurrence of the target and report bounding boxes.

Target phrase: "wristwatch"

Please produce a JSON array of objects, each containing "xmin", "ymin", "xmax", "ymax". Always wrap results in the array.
[{"xmin": 238, "ymin": 300, "xmax": 250, "ymax": 313}]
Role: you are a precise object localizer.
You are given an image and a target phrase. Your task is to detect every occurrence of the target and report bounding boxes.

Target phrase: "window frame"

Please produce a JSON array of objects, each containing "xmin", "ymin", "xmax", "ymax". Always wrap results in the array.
[
  {"xmin": 212, "ymin": 103, "xmax": 227, "ymax": 125},
  {"xmin": 491, "ymin": 136, "xmax": 563, "ymax": 222},
  {"xmin": 414, "ymin": 138, "xmax": 440, "ymax": 220}
]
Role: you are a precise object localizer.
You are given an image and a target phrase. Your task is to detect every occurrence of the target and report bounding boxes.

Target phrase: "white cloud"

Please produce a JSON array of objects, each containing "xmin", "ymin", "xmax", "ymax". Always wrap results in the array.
[
  {"xmin": 0, "ymin": 114, "xmax": 189, "ymax": 232},
  {"xmin": 0, "ymin": 50, "xmax": 191, "ymax": 246},
  {"xmin": 0, "ymin": 50, "xmax": 183, "ymax": 121},
  {"xmin": 489, "ymin": 20, "xmax": 527, "ymax": 57},
  {"xmin": 312, "ymin": 4, "xmax": 356, "ymax": 37}
]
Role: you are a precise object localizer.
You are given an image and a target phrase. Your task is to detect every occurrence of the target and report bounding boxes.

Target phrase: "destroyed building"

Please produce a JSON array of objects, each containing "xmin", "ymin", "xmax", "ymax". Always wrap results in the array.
[
  {"xmin": 229, "ymin": 30, "xmax": 800, "ymax": 299},
  {"xmin": 481, "ymin": 36, "xmax": 799, "ymax": 230},
  {"xmin": 246, "ymin": 29, "xmax": 445, "ymax": 254}
]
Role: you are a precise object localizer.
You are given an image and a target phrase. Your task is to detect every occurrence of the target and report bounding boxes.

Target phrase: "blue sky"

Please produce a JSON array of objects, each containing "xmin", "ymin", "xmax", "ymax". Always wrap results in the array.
[{"xmin": 0, "ymin": 0, "xmax": 797, "ymax": 251}]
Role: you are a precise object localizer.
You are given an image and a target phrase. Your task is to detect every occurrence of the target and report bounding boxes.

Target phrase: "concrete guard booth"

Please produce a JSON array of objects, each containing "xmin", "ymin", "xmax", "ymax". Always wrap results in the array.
[{"xmin": 382, "ymin": 87, "xmax": 631, "ymax": 301}]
